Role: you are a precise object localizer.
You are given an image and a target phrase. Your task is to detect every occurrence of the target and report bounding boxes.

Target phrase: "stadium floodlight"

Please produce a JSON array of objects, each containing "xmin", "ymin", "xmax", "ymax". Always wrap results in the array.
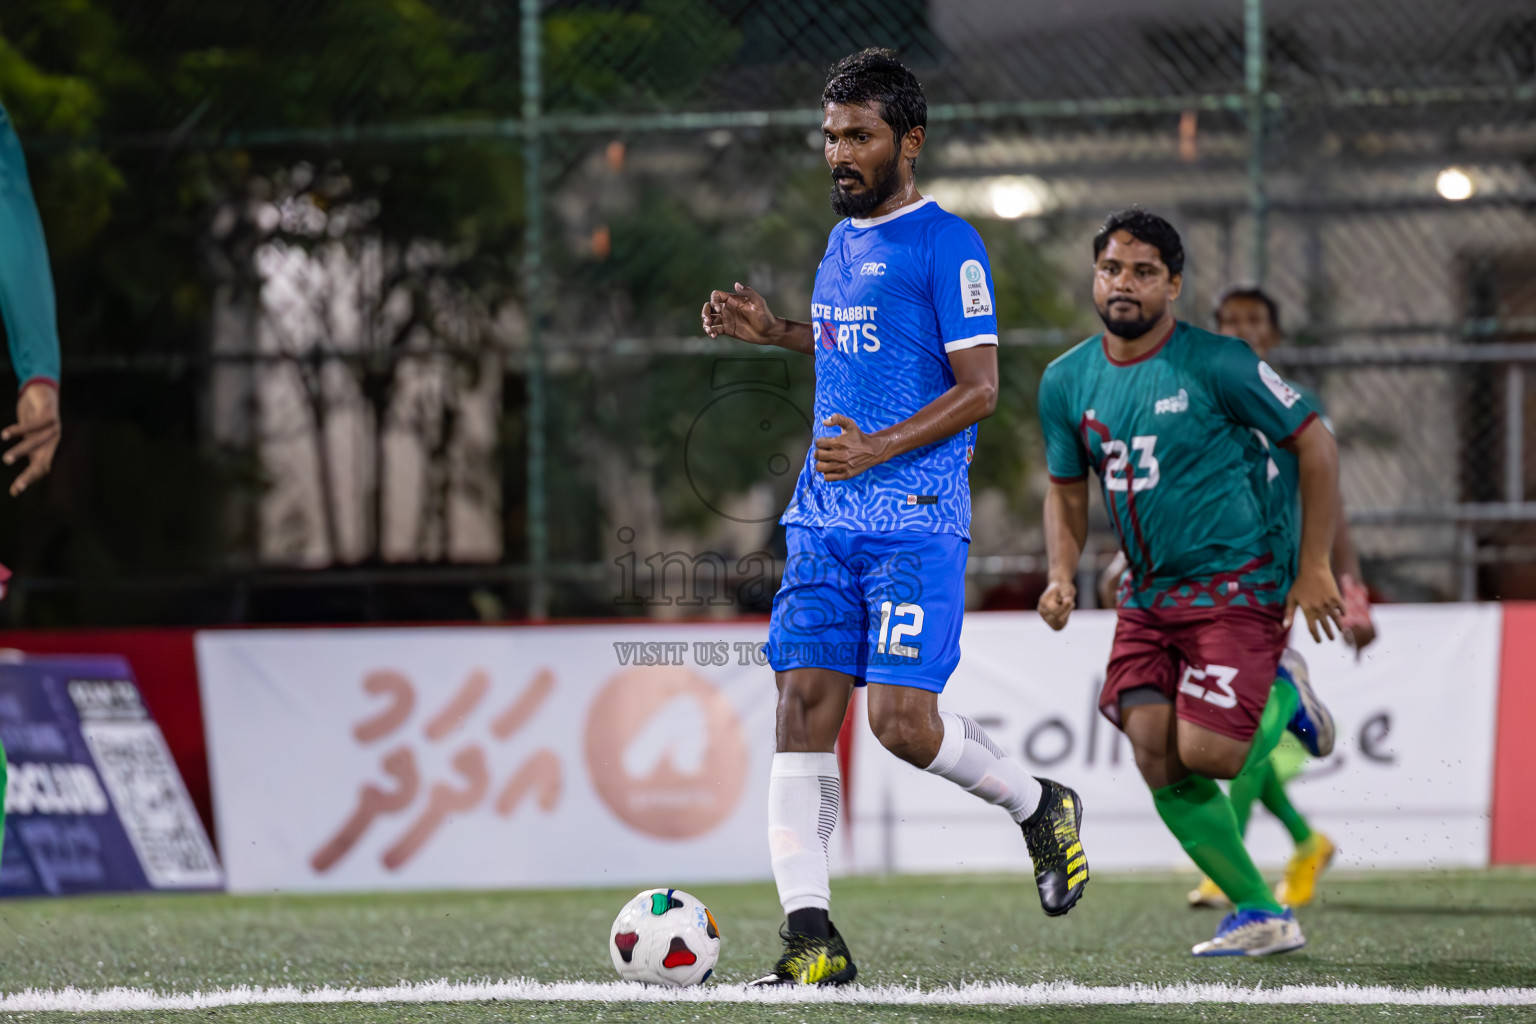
[
  {"xmin": 1436, "ymin": 167, "xmax": 1474, "ymax": 201},
  {"xmin": 927, "ymin": 175, "xmax": 1049, "ymax": 220},
  {"xmin": 989, "ymin": 178, "xmax": 1046, "ymax": 219}
]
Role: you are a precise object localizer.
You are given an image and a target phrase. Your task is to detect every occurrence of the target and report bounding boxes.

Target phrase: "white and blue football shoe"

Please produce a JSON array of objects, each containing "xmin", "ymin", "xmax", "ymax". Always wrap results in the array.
[
  {"xmin": 1277, "ymin": 648, "xmax": 1334, "ymax": 758},
  {"xmin": 1192, "ymin": 907, "xmax": 1307, "ymax": 957}
]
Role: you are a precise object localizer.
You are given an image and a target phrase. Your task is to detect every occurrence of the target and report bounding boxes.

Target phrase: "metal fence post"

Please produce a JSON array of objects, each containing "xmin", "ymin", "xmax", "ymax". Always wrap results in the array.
[
  {"xmin": 1457, "ymin": 525, "xmax": 1477, "ymax": 602},
  {"xmin": 1507, "ymin": 363, "xmax": 1525, "ymax": 504},
  {"xmin": 1244, "ymin": 0, "xmax": 1268, "ymax": 284},
  {"xmin": 522, "ymin": 0, "xmax": 549, "ymax": 621}
]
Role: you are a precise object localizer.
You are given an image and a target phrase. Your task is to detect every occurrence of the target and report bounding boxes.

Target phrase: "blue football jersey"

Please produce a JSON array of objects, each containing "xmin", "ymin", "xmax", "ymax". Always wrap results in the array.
[{"xmin": 781, "ymin": 198, "xmax": 999, "ymax": 539}]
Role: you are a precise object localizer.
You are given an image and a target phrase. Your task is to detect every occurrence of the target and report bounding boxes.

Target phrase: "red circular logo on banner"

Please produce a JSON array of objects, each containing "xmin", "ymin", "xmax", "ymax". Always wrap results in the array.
[{"xmin": 584, "ymin": 667, "xmax": 748, "ymax": 840}]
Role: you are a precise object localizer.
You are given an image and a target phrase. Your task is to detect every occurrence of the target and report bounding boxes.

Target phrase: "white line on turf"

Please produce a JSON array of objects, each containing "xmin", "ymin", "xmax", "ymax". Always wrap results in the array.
[{"xmin": 1, "ymin": 980, "xmax": 1533, "ymax": 1012}]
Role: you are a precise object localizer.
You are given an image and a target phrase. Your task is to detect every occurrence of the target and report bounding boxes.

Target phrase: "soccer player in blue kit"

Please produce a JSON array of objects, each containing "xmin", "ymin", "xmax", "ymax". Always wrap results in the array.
[{"xmin": 701, "ymin": 49, "xmax": 1087, "ymax": 986}]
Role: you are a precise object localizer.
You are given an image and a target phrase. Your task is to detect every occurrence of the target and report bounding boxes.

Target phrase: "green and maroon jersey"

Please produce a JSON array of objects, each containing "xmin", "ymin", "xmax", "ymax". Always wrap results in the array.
[{"xmin": 1038, "ymin": 322, "xmax": 1318, "ymax": 609}]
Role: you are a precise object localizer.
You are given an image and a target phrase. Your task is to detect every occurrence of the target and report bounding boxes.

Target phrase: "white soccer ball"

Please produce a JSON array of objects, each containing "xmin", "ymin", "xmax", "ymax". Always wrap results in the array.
[{"xmin": 608, "ymin": 888, "xmax": 721, "ymax": 986}]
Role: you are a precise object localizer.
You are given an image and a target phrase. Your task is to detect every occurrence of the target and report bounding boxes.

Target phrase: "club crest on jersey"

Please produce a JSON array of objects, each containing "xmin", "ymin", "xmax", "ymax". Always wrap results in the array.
[
  {"xmin": 860, "ymin": 262, "xmax": 887, "ymax": 276},
  {"xmin": 959, "ymin": 259, "xmax": 992, "ymax": 318},
  {"xmin": 1259, "ymin": 362, "xmax": 1301, "ymax": 408},
  {"xmin": 1154, "ymin": 388, "xmax": 1189, "ymax": 415}
]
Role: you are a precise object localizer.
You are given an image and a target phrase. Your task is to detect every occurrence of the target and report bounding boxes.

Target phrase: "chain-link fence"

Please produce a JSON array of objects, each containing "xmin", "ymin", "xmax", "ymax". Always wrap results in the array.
[{"xmin": 2, "ymin": 0, "xmax": 1533, "ymax": 625}]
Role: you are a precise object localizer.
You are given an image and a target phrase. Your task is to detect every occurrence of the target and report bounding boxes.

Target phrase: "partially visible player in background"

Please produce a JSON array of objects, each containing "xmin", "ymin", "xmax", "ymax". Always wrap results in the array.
[
  {"xmin": 703, "ymin": 49, "xmax": 1087, "ymax": 987},
  {"xmin": 1191, "ymin": 286, "xmax": 1374, "ymax": 909},
  {"xmin": 0, "ymin": 98, "xmax": 66, "ymax": 859},
  {"xmin": 1211, "ymin": 287, "xmax": 1375, "ymax": 653}
]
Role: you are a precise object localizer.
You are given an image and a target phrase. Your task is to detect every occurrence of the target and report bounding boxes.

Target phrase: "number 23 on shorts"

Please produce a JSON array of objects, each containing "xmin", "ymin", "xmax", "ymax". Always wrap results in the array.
[{"xmin": 1179, "ymin": 663, "xmax": 1240, "ymax": 709}]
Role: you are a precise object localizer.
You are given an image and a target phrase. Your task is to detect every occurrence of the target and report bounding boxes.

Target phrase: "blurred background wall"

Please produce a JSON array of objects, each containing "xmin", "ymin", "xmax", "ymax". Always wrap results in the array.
[{"xmin": 0, "ymin": 0, "xmax": 1532, "ymax": 626}]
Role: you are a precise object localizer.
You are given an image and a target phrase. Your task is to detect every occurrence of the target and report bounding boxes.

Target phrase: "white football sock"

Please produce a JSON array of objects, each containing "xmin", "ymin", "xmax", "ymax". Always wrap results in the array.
[
  {"xmin": 924, "ymin": 711, "xmax": 1043, "ymax": 823},
  {"xmin": 767, "ymin": 751, "xmax": 840, "ymax": 914}
]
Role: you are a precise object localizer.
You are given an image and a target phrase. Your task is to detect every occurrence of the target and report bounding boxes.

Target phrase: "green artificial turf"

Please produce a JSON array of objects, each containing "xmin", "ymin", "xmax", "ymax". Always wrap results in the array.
[{"xmin": 0, "ymin": 869, "xmax": 1531, "ymax": 1023}]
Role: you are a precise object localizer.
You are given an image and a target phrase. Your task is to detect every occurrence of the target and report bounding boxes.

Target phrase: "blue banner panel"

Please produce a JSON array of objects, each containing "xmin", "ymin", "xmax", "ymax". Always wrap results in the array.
[{"xmin": 0, "ymin": 654, "xmax": 222, "ymax": 896}]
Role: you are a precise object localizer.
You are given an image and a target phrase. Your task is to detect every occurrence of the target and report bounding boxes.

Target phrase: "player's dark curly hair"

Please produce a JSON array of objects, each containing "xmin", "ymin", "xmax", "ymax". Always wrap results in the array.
[
  {"xmin": 822, "ymin": 48, "xmax": 927, "ymax": 155},
  {"xmin": 1213, "ymin": 284, "xmax": 1281, "ymax": 332},
  {"xmin": 1092, "ymin": 209, "xmax": 1185, "ymax": 277}
]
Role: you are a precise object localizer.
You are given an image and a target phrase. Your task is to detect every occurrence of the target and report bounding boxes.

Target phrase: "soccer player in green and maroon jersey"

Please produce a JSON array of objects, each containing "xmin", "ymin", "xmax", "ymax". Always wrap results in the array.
[
  {"xmin": 1036, "ymin": 210, "xmax": 1344, "ymax": 957},
  {"xmin": 0, "ymin": 102, "xmax": 60, "ymax": 495},
  {"xmin": 1105, "ymin": 285, "xmax": 1375, "ymax": 911},
  {"xmin": 0, "ymin": 98, "xmax": 66, "ymax": 864},
  {"xmin": 1196, "ymin": 285, "xmax": 1373, "ymax": 909}
]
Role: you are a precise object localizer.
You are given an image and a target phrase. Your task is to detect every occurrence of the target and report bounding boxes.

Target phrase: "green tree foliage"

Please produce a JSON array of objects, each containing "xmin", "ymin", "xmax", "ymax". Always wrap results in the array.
[
  {"xmin": 0, "ymin": 0, "xmax": 523, "ymax": 622},
  {"xmin": 969, "ymin": 219, "xmax": 1078, "ymax": 516},
  {"xmin": 0, "ymin": 1, "xmax": 1077, "ymax": 621},
  {"xmin": 545, "ymin": 0, "xmax": 741, "ymax": 112}
]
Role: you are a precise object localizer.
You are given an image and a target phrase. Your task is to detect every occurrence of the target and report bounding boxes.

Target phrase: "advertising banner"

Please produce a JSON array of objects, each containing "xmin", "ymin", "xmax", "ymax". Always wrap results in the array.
[
  {"xmin": 197, "ymin": 605, "xmax": 1502, "ymax": 892},
  {"xmin": 0, "ymin": 654, "xmax": 223, "ymax": 896},
  {"xmin": 196, "ymin": 625, "xmax": 782, "ymax": 893},
  {"xmin": 846, "ymin": 606, "xmax": 1503, "ymax": 873},
  {"xmin": 0, "ymin": 629, "xmax": 213, "ymax": 841}
]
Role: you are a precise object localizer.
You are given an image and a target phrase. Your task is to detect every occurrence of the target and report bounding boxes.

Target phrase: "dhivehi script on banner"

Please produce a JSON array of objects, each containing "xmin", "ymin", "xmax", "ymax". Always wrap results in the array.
[{"xmin": 196, "ymin": 626, "xmax": 783, "ymax": 893}]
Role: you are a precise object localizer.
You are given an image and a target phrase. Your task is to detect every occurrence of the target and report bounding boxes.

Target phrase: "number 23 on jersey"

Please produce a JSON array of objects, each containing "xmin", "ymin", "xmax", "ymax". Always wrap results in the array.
[{"xmin": 1102, "ymin": 435, "xmax": 1161, "ymax": 492}]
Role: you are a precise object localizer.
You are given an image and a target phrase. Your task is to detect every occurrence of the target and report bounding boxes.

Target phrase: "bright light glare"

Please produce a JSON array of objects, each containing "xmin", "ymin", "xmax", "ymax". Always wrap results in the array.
[
  {"xmin": 928, "ymin": 176, "xmax": 1050, "ymax": 220},
  {"xmin": 990, "ymin": 180, "xmax": 1044, "ymax": 219},
  {"xmin": 1436, "ymin": 167, "xmax": 1474, "ymax": 201}
]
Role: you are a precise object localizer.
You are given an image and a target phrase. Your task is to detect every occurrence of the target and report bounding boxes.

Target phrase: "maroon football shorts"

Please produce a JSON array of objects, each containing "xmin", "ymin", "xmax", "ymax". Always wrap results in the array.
[{"xmin": 1100, "ymin": 604, "xmax": 1288, "ymax": 742}]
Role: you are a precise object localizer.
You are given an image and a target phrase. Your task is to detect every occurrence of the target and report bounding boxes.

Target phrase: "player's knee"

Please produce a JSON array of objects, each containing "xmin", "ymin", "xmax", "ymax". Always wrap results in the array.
[
  {"xmin": 1181, "ymin": 744, "xmax": 1246, "ymax": 780},
  {"xmin": 776, "ymin": 676, "xmax": 814, "ymax": 719},
  {"xmin": 865, "ymin": 699, "xmax": 907, "ymax": 748},
  {"xmin": 1120, "ymin": 706, "xmax": 1178, "ymax": 786},
  {"xmin": 777, "ymin": 670, "xmax": 841, "ymax": 715},
  {"xmin": 874, "ymin": 723, "xmax": 930, "ymax": 767},
  {"xmin": 774, "ymin": 670, "xmax": 853, "ymax": 751},
  {"xmin": 1128, "ymin": 741, "xmax": 1180, "ymax": 789},
  {"xmin": 774, "ymin": 677, "xmax": 821, "ymax": 750},
  {"xmin": 869, "ymin": 708, "xmax": 935, "ymax": 767}
]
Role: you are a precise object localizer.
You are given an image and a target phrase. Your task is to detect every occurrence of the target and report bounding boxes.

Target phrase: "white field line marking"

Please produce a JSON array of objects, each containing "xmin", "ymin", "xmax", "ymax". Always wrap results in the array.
[{"xmin": 1, "ymin": 980, "xmax": 1534, "ymax": 1012}]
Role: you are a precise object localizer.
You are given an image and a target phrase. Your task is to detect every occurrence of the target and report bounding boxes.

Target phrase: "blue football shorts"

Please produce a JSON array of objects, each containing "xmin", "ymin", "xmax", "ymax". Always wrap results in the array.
[{"xmin": 765, "ymin": 525, "xmax": 968, "ymax": 692}]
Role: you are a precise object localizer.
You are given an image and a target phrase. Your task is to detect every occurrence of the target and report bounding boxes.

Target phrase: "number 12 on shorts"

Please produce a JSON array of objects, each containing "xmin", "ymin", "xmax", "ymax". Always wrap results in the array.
[{"xmin": 876, "ymin": 601, "xmax": 924, "ymax": 658}]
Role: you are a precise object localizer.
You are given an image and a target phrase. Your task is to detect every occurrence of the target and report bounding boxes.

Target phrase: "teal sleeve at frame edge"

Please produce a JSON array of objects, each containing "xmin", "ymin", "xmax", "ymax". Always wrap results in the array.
[{"xmin": 0, "ymin": 101, "xmax": 61, "ymax": 389}]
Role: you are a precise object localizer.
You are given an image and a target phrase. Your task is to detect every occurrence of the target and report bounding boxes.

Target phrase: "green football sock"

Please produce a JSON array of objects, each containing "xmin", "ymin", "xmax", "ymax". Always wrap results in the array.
[
  {"xmin": 1261, "ymin": 762, "xmax": 1313, "ymax": 844},
  {"xmin": 1227, "ymin": 757, "xmax": 1269, "ymax": 836},
  {"xmin": 1153, "ymin": 774, "xmax": 1283, "ymax": 914},
  {"xmin": 1248, "ymin": 678, "xmax": 1300, "ymax": 770},
  {"xmin": 1228, "ymin": 680, "xmax": 1300, "ymax": 836}
]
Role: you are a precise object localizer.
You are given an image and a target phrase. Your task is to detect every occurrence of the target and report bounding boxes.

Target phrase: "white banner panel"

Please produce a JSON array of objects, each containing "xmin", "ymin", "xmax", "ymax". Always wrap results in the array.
[
  {"xmin": 847, "ymin": 605, "xmax": 1502, "ymax": 874},
  {"xmin": 200, "ymin": 605, "xmax": 1501, "ymax": 892},
  {"xmin": 197, "ymin": 626, "xmax": 780, "ymax": 893}
]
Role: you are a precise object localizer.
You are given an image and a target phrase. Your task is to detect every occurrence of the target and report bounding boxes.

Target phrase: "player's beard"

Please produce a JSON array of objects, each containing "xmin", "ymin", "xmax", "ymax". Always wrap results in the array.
[
  {"xmin": 1095, "ymin": 298, "xmax": 1163, "ymax": 340},
  {"xmin": 829, "ymin": 151, "xmax": 902, "ymax": 218}
]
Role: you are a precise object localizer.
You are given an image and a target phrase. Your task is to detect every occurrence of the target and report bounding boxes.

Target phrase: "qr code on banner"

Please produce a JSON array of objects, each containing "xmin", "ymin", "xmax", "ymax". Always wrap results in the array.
[{"xmin": 80, "ymin": 721, "xmax": 223, "ymax": 889}]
